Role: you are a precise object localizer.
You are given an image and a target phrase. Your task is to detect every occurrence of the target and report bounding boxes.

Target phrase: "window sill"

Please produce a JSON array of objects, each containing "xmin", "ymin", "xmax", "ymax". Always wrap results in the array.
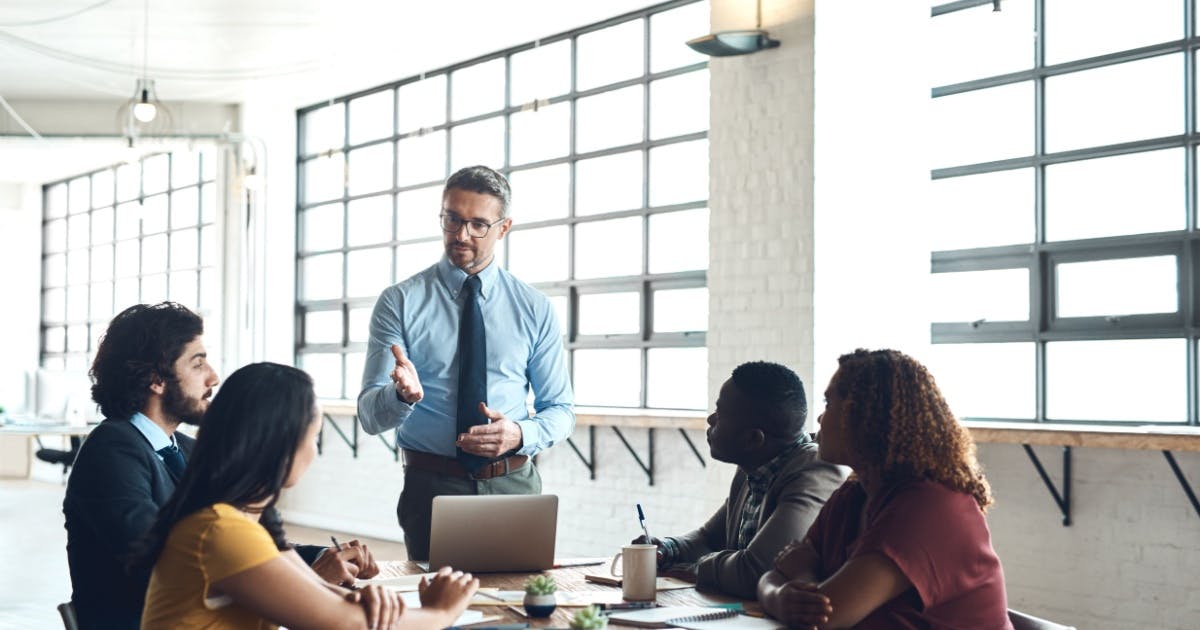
[
  {"xmin": 962, "ymin": 420, "xmax": 1200, "ymax": 452},
  {"xmin": 318, "ymin": 400, "xmax": 709, "ymax": 430}
]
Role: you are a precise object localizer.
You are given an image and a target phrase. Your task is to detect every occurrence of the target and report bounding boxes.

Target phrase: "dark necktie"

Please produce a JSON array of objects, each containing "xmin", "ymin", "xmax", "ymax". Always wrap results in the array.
[
  {"xmin": 456, "ymin": 274, "xmax": 489, "ymax": 472},
  {"xmin": 157, "ymin": 443, "xmax": 186, "ymax": 481}
]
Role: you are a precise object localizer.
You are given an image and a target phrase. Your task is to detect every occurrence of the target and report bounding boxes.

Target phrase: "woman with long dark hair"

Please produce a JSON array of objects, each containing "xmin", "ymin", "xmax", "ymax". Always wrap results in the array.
[
  {"xmin": 136, "ymin": 362, "xmax": 477, "ymax": 629},
  {"xmin": 758, "ymin": 349, "xmax": 1011, "ymax": 629}
]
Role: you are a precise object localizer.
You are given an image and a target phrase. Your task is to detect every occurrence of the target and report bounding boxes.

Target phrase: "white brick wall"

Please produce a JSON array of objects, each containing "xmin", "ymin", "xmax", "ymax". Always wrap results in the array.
[
  {"xmin": 979, "ymin": 444, "xmax": 1200, "ymax": 629},
  {"xmin": 538, "ymin": 427, "xmax": 734, "ymax": 556},
  {"xmin": 708, "ymin": 0, "xmax": 817, "ymax": 406}
]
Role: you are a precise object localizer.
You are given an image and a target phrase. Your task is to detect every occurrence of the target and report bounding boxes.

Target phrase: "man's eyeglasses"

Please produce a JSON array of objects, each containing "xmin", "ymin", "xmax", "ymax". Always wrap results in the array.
[{"xmin": 440, "ymin": 213, "xmax": 505, "ymax": 238}]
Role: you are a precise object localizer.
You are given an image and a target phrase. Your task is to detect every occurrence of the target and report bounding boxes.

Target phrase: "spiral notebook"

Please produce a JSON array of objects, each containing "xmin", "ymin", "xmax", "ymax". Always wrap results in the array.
[{"xmin": 607, "ymin": 606, "xmax": 783, "ymax": 629}]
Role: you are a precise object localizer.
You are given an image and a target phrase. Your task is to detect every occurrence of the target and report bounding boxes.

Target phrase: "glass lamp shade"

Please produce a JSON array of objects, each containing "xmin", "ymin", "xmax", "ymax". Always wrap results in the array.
[{"xmin": 133, "ymin": 89, "xmax": 157, "ymax": 123}]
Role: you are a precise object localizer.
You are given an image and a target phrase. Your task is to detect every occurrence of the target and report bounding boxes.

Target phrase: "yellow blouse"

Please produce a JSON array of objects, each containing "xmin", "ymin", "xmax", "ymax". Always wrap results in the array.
[{"xmin": 142, "ymin": 503, "xmax": 281, "ymax": 630}]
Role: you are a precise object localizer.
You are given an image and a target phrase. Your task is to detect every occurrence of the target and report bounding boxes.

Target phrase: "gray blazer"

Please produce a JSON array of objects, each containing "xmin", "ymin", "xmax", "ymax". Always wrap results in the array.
[{"xmin": 667, "ymin": 441, "xmax": 847, "ymax": 599}]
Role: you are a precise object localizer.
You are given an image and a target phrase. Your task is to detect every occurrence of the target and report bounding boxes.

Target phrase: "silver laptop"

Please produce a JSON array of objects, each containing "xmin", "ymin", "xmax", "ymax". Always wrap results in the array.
[{"xmin": 428, "ymin": 494, "xmax": 558, "ymax": 573}]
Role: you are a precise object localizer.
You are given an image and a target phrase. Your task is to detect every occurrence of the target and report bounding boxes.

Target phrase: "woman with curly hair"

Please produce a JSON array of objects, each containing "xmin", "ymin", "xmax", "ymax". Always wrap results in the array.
[{"xmin": 758, "ymin": 349, "xmax": 1011, "ymax": 629}]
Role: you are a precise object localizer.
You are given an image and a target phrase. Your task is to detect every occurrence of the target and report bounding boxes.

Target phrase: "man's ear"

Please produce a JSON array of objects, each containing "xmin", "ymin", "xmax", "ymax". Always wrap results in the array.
[
  {"xmin": 746, "ymin": 427, "xmax": 766, "ymax": 449},
  {"xmin": 148, "ymin": 375, "xmax": 165, "ymax": 396}
]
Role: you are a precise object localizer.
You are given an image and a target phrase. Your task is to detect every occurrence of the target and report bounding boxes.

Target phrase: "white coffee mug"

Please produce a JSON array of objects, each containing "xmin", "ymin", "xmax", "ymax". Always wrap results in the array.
[{"xmin": 611, "ymin": 543, "xmax": 657, "ymax": 601}]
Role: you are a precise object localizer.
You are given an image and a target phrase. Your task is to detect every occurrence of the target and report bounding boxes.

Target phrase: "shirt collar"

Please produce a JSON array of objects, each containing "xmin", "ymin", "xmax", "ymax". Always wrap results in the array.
[
  {"xmin": 129, "ymin": 411, "xmax": 176, "ymax": 452},
  {"xmin": 746, "ymin": 437, "xmax": 806, "ymax": 489},
  {"xmin": 437, "ymin": 255, "xmax": 499, "ymax": 300}
]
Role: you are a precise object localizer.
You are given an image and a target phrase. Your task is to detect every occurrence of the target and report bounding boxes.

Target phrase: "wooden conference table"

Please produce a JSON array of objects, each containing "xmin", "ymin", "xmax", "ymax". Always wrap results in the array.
[{"xmin": 373, "ymin": 560, "xmax": 761, "ymax": 627}]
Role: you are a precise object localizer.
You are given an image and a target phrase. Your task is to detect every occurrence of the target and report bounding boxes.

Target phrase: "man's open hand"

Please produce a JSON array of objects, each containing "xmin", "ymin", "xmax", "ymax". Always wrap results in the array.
[
  {"xmin": 390, "ymin": 344, "xmax": 423, "ymax": 404},
  {"xmin": 456, "ymin": 402, "xmax": 522, "ymax": 457}
]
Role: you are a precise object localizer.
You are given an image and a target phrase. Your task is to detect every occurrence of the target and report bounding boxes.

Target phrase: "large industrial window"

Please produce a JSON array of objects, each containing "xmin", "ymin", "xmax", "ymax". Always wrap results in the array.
[
  {"xmin": 928, "ymin": 0, "xmax": 1197, "ymax": 425},
  {"xmin": 41, "ymin": 149, "xmax": 221, "ymax": 370},
  {"xmin": 296, "ymin": 0, "xmax": 710, "ymax": 409}
]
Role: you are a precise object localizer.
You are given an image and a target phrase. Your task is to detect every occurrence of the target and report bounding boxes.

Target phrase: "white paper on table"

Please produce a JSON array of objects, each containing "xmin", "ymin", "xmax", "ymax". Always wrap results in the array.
[
  {"xmin": 354, "ymin": 573, "xmax": 435, "ymax": 591},
  {"xmin": 398, "ymin": 591, "xmax": 483, "ymax": 626}
]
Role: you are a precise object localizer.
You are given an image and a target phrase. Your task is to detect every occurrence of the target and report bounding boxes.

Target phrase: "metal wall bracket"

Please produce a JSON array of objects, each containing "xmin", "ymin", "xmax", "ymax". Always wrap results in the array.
[
  {"xmin": 1163, "ymin": 450, "xmax": 1200, "ymax": 520},
  {"xmin": 565, "ymin": 426, "xmax": 597, "ymax": 480},
  {"xmin": 678, "ymin": 428, "xmax": 706, "ymax": 468},
  {"xmin": 613, "ymin": 426, "xmax": 655, "ymax": 486},
  {"xmin": 320, "ymin": 412, "xmax": 359, "ymax": 458},
  {"xmin": 378, "ymin": 433, "xmax": 400, "ymax": 461},
  {"xmin": 1022, "ymin": 444, "xmax": 1071, "ymax": 526}
]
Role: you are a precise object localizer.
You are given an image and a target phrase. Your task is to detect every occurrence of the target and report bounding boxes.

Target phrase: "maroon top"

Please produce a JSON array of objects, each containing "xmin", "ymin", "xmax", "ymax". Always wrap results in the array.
[{"xmin": 804, "ymin": 480, "xmax": 1012, "ymax": 630}]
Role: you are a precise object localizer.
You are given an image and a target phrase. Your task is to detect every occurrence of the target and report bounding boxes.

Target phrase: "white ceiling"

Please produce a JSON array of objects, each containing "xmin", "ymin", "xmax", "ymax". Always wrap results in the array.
[
  {"xmin": 0, "ymin": 0, "xmax": 667, "ymax": 102},
  {"xmin": 0, "ymin": 0, "xmax": 671, "ymax": 184}
]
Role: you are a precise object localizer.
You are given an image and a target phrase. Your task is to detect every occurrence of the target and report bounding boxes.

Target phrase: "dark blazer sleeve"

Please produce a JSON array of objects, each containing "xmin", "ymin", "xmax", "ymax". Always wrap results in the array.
[
  {"xmin": 693, "ymin": 449, "xmax": 848, "ymax": 599},
  {"xmin": 294, "ymin": 544, "xmax": 327, "ymax": 565},
  {"xmin": 67, "ymin": 428, "xmax": 165, "ymax": 566}
]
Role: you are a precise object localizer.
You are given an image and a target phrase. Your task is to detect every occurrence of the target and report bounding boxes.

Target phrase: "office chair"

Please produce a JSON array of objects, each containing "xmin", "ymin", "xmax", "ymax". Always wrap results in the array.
[
  {"xmin": 36, "ymin": 436, "xmax": 82, "ymax": 480},
  {"xmin": 56, "ymin": 601, "xmax": 78, "ymax": 630},
  {"xmin": 1008, "ymin": 608, "xmax": 1076, "ymax": 630}
]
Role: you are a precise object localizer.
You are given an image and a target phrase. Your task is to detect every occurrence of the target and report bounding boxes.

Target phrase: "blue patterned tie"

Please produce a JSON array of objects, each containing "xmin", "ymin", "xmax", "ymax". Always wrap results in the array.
[
  {"xmin": 157, "ymin": 443, "xmax": 186, "ymax": 481},
  {"xmin": 456, "ymin": 275, "xmax": 489, "ymax": 472}
]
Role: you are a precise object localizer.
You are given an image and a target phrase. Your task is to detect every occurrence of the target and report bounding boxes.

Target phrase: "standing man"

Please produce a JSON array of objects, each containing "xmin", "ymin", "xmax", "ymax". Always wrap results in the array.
[
  {"xmin": 634, "ymin": 362, "xmax": 846, "ymax": 599},
  {"xmin": 64, "ymin": 302, "xmax": 373, "ymax": 630},
  {"xmin": 358, "ymin": 165, "xmax": 574, "ymax": 560}
]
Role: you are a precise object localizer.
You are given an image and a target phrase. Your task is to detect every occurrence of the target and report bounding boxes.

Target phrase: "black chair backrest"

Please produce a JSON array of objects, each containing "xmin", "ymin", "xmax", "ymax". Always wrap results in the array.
[
  {"xmin": 1008, "ymin": 608, "xmax": 1076, "ymax": 630},
  {"xmin": 57, "ymin": 601, "xmax": 78, "ymax": 630}
]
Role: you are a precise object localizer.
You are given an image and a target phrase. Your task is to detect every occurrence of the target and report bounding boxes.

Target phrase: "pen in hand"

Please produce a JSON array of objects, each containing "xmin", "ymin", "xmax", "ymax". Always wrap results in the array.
[
  {"xmin": 329, "ymin": 536, "xmax": 358, "ymax": 589},
  {"xmin": 637, "ymin": 503, "xmax": 651, "ymax": 542}
]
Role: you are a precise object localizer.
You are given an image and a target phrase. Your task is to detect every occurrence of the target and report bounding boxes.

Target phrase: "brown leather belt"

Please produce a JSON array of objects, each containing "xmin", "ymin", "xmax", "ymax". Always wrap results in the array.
[{"xmin": 402, "ymin": 449, "xmax": 528, "ymax": 481}]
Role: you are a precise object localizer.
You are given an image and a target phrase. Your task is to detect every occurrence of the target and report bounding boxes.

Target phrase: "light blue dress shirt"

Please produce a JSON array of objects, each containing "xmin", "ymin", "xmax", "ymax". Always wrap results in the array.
[
  {"xmin": 129, "ymin": 411, "xmax": 175, "ymax": 462},
  {"xmin": 357, "ymin": 256, "xmax": 575, "ymax": 458}
]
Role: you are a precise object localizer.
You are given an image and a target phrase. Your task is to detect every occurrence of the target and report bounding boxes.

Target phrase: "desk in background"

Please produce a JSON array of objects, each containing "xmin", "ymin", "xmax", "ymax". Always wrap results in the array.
[{"xmin": 0, "ymin": 420, "xmax": 94, "ymax": 479}]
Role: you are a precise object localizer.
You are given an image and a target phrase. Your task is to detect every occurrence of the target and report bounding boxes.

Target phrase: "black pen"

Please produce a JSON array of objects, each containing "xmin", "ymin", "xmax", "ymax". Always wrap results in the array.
[
  {"xmin": 329, "ymin": 536, "xmax": 358, "ymax": 590},
  {"xmin": 598, "ymin": 601, "xmax": 655, "ymax": 611}
]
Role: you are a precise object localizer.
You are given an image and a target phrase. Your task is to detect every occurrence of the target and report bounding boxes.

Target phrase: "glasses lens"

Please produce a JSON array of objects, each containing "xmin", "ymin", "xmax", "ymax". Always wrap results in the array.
[{"xmin": 441, "ymin": 213, "xmax": 490, "ymax": 237}]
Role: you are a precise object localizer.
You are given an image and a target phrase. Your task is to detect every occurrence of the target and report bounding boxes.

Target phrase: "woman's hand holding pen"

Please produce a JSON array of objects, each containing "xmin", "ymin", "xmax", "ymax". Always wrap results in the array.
[
  {"xmin": 311, "ymin": 547, "xmax": 359, "ymax": 586},
  {"xmin": 315, "ymin": 537, "xmax": 380, "ymax": 587}
]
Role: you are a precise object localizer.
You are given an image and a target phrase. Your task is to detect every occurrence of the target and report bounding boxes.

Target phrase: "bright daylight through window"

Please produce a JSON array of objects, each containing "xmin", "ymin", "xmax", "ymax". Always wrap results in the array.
[
  {"xmin": 40, "ymin": 149, "xmax": 221, "ymax": 370},
  {"xmin": 295, "ymin": 0, "xmax": 711, "ymax": 409},
  {"xmin": 927, "ymin": 0, "xmax": 1196, "ymax": 425}
]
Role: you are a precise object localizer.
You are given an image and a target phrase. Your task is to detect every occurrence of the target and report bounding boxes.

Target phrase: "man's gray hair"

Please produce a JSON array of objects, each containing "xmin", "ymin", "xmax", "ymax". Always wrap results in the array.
[{"xmin": 444, "ymin": 165, "xmax": 512, "ymax": 218}]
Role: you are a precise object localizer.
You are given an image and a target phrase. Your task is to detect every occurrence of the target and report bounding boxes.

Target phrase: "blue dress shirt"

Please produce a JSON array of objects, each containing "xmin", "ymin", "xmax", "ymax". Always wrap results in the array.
[
  {"xmin": 357, "ymin": 256, "xmax": 575, "ymax": 457},
  {"xmin": 129, "ymin": 411, "xmax": 176, "ymax": 462}
]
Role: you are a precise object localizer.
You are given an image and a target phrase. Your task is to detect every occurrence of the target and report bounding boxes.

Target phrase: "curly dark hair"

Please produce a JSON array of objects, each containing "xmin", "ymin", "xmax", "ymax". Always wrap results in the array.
[
  {"xmin": 834, "ymin": 348, "xmax": 993, "ymax": 511},
  {"xmin": 90, "ymin": 302, "xmax": 204, "ymax": 421},
  {"xmin": 730, "ymin": 361, "xmax": 808, "ymax": 437}
]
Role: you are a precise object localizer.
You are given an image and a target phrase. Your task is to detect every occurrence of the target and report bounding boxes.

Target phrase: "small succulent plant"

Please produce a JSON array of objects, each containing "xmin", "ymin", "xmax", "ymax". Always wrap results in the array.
[
  {"xmin": 524, "ymin": 574, "xmax": 557, "ymax": 595},
  {"xmin": 569, "ymin": 605, "xmax": 608, "ymax": 630}
]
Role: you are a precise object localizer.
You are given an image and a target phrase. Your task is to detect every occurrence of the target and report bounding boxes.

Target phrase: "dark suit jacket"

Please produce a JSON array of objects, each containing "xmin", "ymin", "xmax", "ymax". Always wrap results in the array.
[
  {"xmin": 63, "ymin": 419, "xmax": 326, "ymax": 630},
  {"xmin": 64, "ymin": 419, "xmax": 191, "ymax": 630},
  {"xmin": 667, "ymin": 440, "xmax": 847, "ymax": 599}
]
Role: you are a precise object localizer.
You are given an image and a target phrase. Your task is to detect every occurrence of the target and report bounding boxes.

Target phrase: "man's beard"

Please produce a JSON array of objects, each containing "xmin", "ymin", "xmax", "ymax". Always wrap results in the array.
[{"xmin": 162, "ymin": 377, "xmax": 208, "ymax": 426}]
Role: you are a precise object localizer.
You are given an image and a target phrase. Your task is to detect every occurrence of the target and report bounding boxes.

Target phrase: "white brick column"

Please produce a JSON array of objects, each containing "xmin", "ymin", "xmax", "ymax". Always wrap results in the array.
[{"xmin": 708, "ymin": 0, "xmax": 817, "ymax": 416}]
